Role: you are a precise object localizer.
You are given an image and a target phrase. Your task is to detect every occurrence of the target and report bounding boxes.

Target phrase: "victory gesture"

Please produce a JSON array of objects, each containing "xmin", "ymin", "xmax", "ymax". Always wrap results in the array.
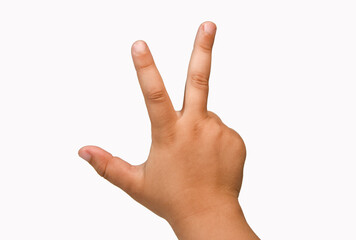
[{"xmin": 78, "ymin": 21, "xmax": 259, "ymax": 240}]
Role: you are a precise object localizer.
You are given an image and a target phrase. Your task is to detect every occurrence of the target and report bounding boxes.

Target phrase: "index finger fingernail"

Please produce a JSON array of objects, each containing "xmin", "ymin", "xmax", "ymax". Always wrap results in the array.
[
  {"xmin": 132, "ymin": 40, "xmax": 147, "ymax": 55},
  {"xmin": 203, "ymin": 22, "xmax": 216, "ymax": 35}
]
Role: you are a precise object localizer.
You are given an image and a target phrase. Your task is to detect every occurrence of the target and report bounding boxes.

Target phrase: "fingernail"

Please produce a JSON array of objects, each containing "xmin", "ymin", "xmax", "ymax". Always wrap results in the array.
[
  {"xmin": 79, "ymin": 150, "xmax": 91, "ymax": 162},
  {"xmin": 203, "ymin": 22, "xmax": 216, "ymax": 35},
  {"xmin": 132, "ymin": 40, "xmax": 147, "ymax": 55}
]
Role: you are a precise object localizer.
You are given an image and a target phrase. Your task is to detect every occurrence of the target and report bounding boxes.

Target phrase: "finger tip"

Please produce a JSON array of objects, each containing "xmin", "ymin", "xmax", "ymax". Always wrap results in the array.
[
  {"xmin": 202, "ymin": 21, "xmax": 217, "ymax": 35},
  {"xmin": 78, "ymin": 145, "xmax": 97, "ymax": 157},
  {"xmin": 78, "ymin": 147, "xmax": 92, "ymax": 162},
  {"xmin": 132, "ymin": 40, "xmax": 148, "ymax": 56},
  {"xmin": 203, "ymin": 20, "xmax": 216, "ymax": 27},
  {"xmin": 78, "ymin": 145, "xmax": 91, "ymax": 152}
]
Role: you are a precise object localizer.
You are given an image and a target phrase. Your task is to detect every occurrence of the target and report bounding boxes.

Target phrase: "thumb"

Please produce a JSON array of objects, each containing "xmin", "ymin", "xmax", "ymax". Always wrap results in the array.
[{"xmin": 78, "ymin": 145, "xmax": 144, "ymax": 196}]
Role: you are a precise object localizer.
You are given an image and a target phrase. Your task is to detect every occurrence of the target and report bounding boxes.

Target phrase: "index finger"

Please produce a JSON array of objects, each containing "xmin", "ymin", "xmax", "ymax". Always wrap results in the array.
[{"xmin": 131, "ymin": 40, "xmax": 177, "ymax": 132}]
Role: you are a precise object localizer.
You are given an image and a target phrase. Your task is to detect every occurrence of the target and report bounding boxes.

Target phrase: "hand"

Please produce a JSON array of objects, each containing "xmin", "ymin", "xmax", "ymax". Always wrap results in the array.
[{"xmin": 79, "ymin": 21, "xmax": 259, "ymax": 239}]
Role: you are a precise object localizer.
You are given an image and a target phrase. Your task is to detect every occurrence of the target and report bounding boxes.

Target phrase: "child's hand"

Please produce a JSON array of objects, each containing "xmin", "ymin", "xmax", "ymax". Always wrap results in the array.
[{"xmin": 79, "ymin": 21, "xmax": 259, "ymax": 239}]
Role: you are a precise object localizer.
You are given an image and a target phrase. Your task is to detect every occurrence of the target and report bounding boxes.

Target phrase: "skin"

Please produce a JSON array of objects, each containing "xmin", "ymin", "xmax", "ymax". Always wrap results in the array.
[{"xmin": 78, "ymin": 21, "xmax": 260, "ymax": 240}]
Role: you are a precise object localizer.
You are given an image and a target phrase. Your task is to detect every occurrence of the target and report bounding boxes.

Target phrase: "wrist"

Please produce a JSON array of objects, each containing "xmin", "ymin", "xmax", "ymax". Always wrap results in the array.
[{"xmin": 167, "ymin": 195, "xmax": 259, "ymax": 240}]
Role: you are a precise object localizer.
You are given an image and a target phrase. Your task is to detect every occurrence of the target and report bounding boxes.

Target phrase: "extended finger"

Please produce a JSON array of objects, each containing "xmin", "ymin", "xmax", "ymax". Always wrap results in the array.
[
  {"xmin": 131, "ymin": 40, "xmax": 177, "ymax": 130},
  {"xmin": 182, "ymin": 21, "xmax": 217, "ymax": 116}
]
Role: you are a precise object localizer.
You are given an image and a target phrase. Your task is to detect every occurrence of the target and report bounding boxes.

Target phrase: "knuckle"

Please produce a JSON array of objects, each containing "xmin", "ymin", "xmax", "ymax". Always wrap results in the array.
[
  {"xmin": 197, "ymin": 41, "xmax": 213, "ymax": 53},
  {"xmin": 135, "ymin": 61, "xmax": 153, "ymax": 72},
  {"xmin": 190, "ymin": 72, "xmax": 209, "ymax": 89},
  {"xmin": 96, "ymin": 157, "xmax": 112, "ymax": 179},
  {"xmin": 122, "ymin": 176, "xmax": 137, "ymax": 195},
  {"xmin": 207, "ymin": 111, "xmax": 222, "ymax": 123},
  {"xmin": 228, "ymin": 128, "xmax": 246, "ymax": 152},
  {"xmin": 125, "ymin": 165, "xmax": 145, "ymax": 199},
  {"xmin": 197, "ymin": 115, "xmax": 224, "ymax": 140},
  {"xmin": 208, "ymin": 119, "xmax": 224, "ymax": 138},
  {"xmin": 229, "ymin": 128, "xmax": 243, "ymax": 141},
  {"xmin": 146, "ymin": 89, "xmax": 167, "ymax": 103}
]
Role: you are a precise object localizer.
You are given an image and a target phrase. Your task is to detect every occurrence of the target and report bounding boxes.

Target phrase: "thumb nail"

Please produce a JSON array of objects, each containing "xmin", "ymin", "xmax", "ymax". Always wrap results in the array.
[{"xmin": 79, "ymin": 149, "xmax": 92, "ymax": 162}]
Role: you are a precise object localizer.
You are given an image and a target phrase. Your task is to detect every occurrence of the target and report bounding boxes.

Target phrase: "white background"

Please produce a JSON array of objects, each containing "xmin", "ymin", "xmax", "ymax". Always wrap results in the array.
[{"xmin": 0, "ymin": 0, "xmax": 355, "ymax": 239}]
